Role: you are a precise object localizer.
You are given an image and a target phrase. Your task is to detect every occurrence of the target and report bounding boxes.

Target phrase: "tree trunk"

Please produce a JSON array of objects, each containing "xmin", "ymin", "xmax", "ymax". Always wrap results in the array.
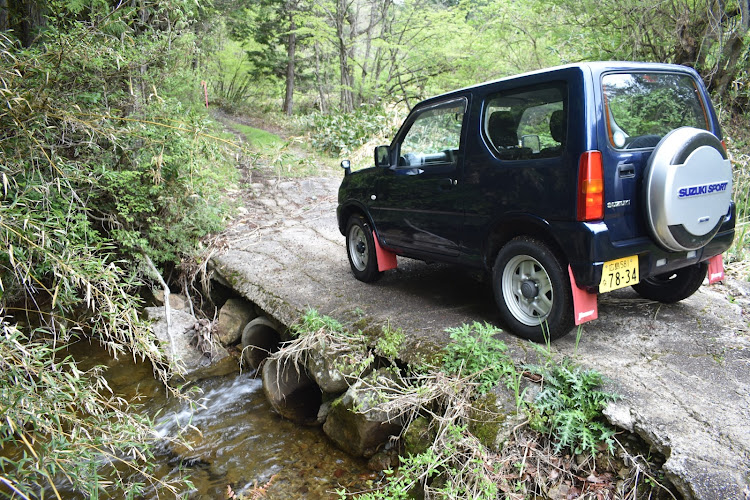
[
  {"xmin": 283, "ymin": 8, "xmax": 297, "ymax": 115},
  {"xmin": 336, "ymin": 0, "xmax": 354, "ymax": 112},
  {"xmin": 0, "ymin": 0, "xmax": 8, "ymax": 33},
  {"xmin": 20, "ymin": 0, "xmax": 44, "ymax": 47},
  {"xmin": 313, "ymin": 41, "xmax": 329, "ymax": 113}
]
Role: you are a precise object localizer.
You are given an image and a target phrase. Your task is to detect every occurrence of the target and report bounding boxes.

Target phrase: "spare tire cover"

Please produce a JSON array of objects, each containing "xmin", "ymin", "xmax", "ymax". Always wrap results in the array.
[{"xmin": 644, "ymin": 127, "xmax": 732, "ymax": 252}]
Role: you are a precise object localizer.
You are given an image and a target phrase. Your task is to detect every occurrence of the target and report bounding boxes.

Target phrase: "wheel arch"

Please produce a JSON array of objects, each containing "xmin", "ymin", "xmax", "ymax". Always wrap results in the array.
[
  {"xmin": 338, "ymin": 201, "xmax": 374, "ymax": 236},
  {"xmin": 483, "ymin": 215, "xmax": 570, "ymax": 272}
]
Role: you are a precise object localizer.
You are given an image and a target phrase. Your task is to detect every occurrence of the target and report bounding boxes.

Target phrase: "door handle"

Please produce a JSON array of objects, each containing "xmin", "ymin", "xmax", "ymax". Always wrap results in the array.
[{"xmin": 618, "ymin": 164, "xmax": 635, "ymax": 178}]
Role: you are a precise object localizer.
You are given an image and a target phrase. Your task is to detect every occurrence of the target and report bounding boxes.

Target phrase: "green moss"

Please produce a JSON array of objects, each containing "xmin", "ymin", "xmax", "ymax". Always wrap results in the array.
[
  {"xmin": 468, "ymin": 393, "xmax": 509, "ymax": 451},
  {"xmin": 351, "ymin": 316, "xmax": 383, "ymax": 341},
  {"xmin": 403, "ymin": 416, "xmax": 433, "ymax": 456}
]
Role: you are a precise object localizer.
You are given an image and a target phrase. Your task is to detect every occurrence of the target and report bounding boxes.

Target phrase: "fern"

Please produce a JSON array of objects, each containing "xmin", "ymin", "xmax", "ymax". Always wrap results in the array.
[{"xmin": 527, "ymin": 358, "xmax": 618, "ymax": 455}]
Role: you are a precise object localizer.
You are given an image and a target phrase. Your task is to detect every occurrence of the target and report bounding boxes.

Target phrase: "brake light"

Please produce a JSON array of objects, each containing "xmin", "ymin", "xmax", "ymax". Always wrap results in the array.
[{"xmin": 577, "ymin": 151, "xmax": 604, "ymax": 221}]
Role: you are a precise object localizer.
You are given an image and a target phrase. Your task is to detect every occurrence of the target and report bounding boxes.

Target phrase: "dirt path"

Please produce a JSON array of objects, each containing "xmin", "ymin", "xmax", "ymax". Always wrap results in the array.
[{"xmin": 210, "ymin": 114, "xmax": 750, "ymax": 500}]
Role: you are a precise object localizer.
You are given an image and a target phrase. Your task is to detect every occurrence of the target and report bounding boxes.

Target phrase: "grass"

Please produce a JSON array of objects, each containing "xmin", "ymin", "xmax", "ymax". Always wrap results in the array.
[{"xmin": 232, "ymin": 122, "xmax": 287, "ymax": 150}]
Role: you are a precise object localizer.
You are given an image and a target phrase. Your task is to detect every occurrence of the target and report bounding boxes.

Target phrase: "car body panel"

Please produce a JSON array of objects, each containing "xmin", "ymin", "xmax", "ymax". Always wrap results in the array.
[{"xmin": 337, "ymin": 61, "xmax": 735, "ymax": 292}]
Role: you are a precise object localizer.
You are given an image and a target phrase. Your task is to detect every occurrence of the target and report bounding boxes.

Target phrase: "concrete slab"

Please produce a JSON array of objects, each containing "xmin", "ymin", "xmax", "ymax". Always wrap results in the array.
[{"xmin": 210, "ymin": 175, "xmax": 750, "ymax": 500}]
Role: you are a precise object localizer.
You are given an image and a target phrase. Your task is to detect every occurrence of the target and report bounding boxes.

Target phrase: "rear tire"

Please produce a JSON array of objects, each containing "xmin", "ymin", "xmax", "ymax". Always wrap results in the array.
[
  {"xmin": 492, "ymin": 237, "xmax": 574, "ymax": 343},
  {"xmin": 631, "ymin": 262, "xmax": 707, "ymax": 303},
  {"xmin": 345, "ymin": 215, "xmax": 382, "ymax": 283}
]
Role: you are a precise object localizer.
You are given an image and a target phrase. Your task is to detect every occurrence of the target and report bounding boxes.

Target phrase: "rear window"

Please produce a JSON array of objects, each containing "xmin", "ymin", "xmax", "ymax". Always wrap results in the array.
[{"xmin": 602, "ymin": 72, "xmax": 709, "ymax": 149}]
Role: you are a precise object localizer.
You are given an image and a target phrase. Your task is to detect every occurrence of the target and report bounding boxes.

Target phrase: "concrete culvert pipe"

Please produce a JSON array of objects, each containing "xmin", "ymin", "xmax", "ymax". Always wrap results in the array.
[
  {"xmin": 262, "ymin": 356, "xmax": 322, "ymax": 426},
  {"xmin": 241, "ymin": 317, "xmax": 281, "ymax": 371}
]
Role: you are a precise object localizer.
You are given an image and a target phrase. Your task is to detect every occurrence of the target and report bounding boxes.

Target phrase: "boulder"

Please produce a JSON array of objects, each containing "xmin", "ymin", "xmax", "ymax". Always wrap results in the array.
[
  {"xmin": 323, "ymin": 369, "xmax": 404, "ymax": 458},
  {"xmin": 146, "ymin": 307, "xmax": 235, "ymax": 381},
  {"xmin": 151, "ymin": 290, "xmax": 190, "ymax": 311},
  {"xmin": 216, "ymin": 298, "xmax": 257, "ymax": 345},
  {"xmin": 306, "ymin": 345, "xmax": 372, "ymax": 394}
]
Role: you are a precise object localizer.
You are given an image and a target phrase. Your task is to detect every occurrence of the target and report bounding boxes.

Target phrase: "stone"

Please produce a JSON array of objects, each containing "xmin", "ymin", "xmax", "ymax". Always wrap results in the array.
[
  {"xmin": 603, "ymin": 402, "xmax": 634, "ymax": 433},
  {"xmin": 152, "ymin": 290, "xmax": 189, "ymax": 310},
  {"xmin": 306, "ymin": 344, "xmax": 371, "ymax": 394},
  {"xmin": 468, "ymin": 390, "xmax": 524, "ymax": 452},
  {"xmin": 323, "ymin": 369, "xmax": 404, "ymax": 458},
  {"xmin": 317, "ymin": 400, "xmax": 333, "ymax": 425},
  {"xmin": 216, "ymin": 298, "xmax": 257, "ymax": 345},
  {"xmin": 367, "ymin": 446, "xmax": 399, "ymax": 471},
  {"xmin": 403, "ymin": 416, "xmax": 433, "ymax": 456},
  {"xmin": 145, "ymin": 307, "xmax": 235, "ymax": 381}
]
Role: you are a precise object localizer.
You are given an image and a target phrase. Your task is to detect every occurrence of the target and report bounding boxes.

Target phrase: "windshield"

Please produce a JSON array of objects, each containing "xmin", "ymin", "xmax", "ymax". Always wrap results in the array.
[{"xmin": 602, "ymin": 72, "xmax": 709, "ymax": 149}]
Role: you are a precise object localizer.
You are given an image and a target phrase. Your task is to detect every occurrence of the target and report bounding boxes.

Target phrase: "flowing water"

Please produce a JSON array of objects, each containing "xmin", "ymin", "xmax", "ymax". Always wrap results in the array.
[{"xmin": 63, "ymin": 341, "xmax": 374, "ymax": 499}]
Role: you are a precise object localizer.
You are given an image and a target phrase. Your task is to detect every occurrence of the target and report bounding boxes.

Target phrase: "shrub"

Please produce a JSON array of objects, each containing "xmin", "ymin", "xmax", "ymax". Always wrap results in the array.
[
  {"xmin": 301, "ymin": 105, "xmax": 401, "ymax": 156},
  {"xmin": 0, "ymin": 12, "xmax": 231, "ymax": 496},
  {"xmin": 441, "ymin": 322, "xmax": 516, "ymax": 394},
  {"xmin": 0, "ymin": 321, "xmax": 183, "ymax": 498}
]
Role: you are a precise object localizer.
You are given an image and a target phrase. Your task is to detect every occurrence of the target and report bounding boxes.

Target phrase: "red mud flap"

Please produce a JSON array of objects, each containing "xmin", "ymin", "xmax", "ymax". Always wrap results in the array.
[
  {"xmin": 568, "ymin": 265, "xmax": 598, "ymax": 325},
  {"xmin": 373, "ymin": 231, "xmax": 397, "ymax": 272},
  {"xmin": 708, "ymin": 254, "xmax": 725, "ymax": 284}
]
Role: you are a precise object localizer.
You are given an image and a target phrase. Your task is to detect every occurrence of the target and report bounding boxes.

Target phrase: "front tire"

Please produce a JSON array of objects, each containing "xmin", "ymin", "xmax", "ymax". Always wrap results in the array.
[
  {"xmin": 631, "ymin": 262, "xmax": 707, "ymax": 303},
  {"xmin": 492, "ymin": 237, "xmax": 574, "ymax": 343},
  {"xmin": 345, "ymin": 215, "xmax": 382, "ymax": 283}
]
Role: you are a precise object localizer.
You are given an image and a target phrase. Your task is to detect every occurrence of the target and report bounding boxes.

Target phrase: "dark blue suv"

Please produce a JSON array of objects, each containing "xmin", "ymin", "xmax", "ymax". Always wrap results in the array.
[{"xmin": 337, "ymin": 62, "xmax": 735, "ymax": 342}]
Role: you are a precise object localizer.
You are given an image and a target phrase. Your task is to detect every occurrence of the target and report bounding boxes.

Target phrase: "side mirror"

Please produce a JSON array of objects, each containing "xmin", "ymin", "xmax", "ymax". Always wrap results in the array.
[
  {"xmin": 341, "ymin": 159, "xmax": 351, "ymax": 176},
  {"xmin": 374, "ymin": 145, "xmax": 391, "ymax": 168}
]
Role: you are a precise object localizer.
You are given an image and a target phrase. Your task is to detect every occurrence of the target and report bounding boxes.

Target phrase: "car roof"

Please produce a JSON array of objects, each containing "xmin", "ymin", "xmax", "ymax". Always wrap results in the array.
[{"xmin": 418, "ymin": 61, "xmax": 699, "ymax": 106}]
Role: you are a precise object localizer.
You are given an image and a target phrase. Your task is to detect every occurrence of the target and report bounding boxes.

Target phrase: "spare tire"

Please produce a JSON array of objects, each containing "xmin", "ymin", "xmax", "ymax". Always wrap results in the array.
[{"xmin": 643, "ymin": 127, "xmax": 732, "ymax": 252}]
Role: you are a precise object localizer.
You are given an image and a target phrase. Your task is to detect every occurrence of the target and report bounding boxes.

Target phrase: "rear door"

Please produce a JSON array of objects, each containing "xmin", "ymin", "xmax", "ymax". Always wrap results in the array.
[{"xmin": 598, "ymin": 70, "xmax": 716, "ymax": 244}]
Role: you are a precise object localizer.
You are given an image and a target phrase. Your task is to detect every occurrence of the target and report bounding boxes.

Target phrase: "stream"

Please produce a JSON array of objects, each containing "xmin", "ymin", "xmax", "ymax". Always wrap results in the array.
[{"xmin": 63, "ymin": 341, "xmax": 374, "ymax": 499}]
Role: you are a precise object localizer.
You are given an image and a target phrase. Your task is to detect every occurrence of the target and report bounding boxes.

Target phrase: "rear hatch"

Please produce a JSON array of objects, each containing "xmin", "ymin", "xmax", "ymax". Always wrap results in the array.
[{"xmin": 595, "ymin": 69, "xmax": 729, "ymax": 248}]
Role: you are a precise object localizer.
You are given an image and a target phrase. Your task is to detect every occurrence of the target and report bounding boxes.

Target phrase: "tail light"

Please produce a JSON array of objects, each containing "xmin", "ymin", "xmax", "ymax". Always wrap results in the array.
[{"xmin": 577, "ymin": 151, "xmax": 604, "ymax": 221}]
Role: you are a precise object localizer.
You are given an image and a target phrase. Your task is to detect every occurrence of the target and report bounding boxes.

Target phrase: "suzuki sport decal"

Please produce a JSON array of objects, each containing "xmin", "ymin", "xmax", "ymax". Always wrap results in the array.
[{"xmin": 678, "ymin": 181, "xmax": 730, "ymax": 199}]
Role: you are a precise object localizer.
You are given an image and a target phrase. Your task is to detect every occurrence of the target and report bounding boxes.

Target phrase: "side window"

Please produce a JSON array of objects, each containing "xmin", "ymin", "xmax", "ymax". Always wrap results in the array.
[
  {"xmin": 485, "ymin": 83, "xmax": 567, "ymax": 160},
  {"xmin": 398, "ymin": 100, "xmax": 465, "ymax": 167}
]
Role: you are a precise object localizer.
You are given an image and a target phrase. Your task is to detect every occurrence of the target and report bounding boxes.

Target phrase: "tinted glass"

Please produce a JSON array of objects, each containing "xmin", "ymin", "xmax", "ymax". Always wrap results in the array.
[
  {"xmin": 602, "ymin": 72, "xmax": 709, "ymax": 149},
  {"xmin": 484, "ymin": 83, "xmax": 567, "ymax": 160}
]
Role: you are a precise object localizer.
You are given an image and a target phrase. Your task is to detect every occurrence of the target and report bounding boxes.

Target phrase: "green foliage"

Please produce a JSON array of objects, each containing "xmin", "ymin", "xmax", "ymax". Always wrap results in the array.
[
  {"xmin": 375, "ymin": 324, "xmax": 405, "ymax": 359},
  {"xmin": 526, "ymin": 357, "xmax": 618, "ymax": 455},
  {"xmin": 232, "ymin": 123, "xmax": 287, "ymax": 150},
  {"xmin": 291, "ymin": 308, "xmax": 347, "ymax": 337},
  {"xmin": 353, "ymin": 424, "xmax": 498, "ymax": 500},
  {"xmin": 728, "ymin": 148, "xmax": 750, "ymax": 265},
  {"xmin": 442, "ymin": 322, "xmax": 516, "ymax": 395},
  {"xmin": 0, "ymin": 5, "xmax": 231, "ymax": 496},
  {"xmin": 0, "ymin": 320, "xmax": 183, "ymax": 498},
  {"xmin": 301, "ymin": 105, "xmax": 401, "ymax": 156}
]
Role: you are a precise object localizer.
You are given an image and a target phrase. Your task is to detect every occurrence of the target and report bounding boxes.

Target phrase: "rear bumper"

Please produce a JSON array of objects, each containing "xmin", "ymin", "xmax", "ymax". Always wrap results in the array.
[{"xmin": 558, "ymin": 204, "xmax": 736, "ymax": 292}]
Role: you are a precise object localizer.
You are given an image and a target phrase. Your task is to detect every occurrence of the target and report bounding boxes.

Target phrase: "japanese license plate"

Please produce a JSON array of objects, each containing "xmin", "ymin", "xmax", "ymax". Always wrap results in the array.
[{"xmin": 599, "ymin": 255, "xmax": 639, "ymax": 293}]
